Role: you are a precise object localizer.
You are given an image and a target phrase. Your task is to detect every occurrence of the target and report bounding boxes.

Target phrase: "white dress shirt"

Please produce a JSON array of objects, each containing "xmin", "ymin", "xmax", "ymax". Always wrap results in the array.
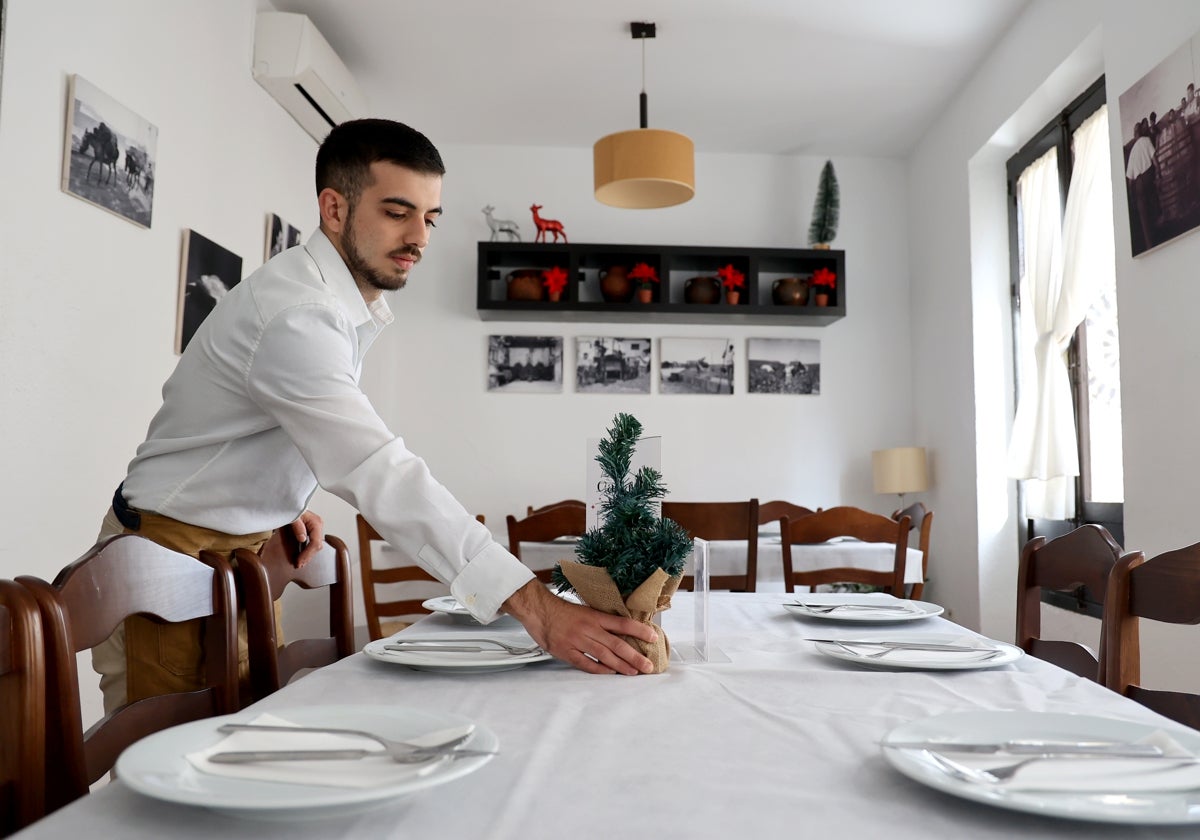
[{"xmin": 123, "ymin": 231, "xmax": 533, "ymax": 622}]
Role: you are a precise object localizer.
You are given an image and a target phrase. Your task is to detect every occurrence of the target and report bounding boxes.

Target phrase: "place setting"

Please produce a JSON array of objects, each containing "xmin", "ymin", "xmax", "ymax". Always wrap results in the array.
[
  {"xmin": 364, "ymin": 631, "xmax": 555, "ymax": 673},
  {"xmin": 880, "ymin": 709, "xmax": 1200, "ymax": 825},
  {"xmin": 782, "ymin": 592, "xmax": 944, "ymax": 623},
  {"xmin": 807, "ymin": 633, "xmax": 1024, "ymax": 670},
  {"xmin": 114, "ymin": 704, "xmax": 499, "ymax": 820}
]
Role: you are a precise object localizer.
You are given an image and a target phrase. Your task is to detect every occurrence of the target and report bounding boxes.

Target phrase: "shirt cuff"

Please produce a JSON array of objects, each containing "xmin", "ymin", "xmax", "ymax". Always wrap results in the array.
[{"xmin": 447, "ymin": 542, "xmax": 535, "ymax": 623}]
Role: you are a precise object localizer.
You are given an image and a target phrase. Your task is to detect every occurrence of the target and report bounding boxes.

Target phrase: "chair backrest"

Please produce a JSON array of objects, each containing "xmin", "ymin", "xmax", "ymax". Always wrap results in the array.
[
  {"xmin": 1016, "ymin": 524, "xmax": 1124, "ymax": 683},
  {"xmin": 17, "ymin": 535, "xmax": 236, "ymax": 812},
  {"xmin": 660, "ymin": 500, "xmax": 760, "ymax": 592},
  {"xmin": 526, "ymin": 499, "xmax": 585, "ymax": 517},
  {"xmin": 780, "ymin": 505, "xmax": 909, "ymax": 594},
  {"xmin": 1102, "ymin": 542, "xmax": 1200, "ymax": 728},
  {"xmin": 758, "ymin": 501, "xmax": 816, "ymax": 526},
  {"xmin": 0, "ymin": 579, "xmax": 45, "ymax": 835},
  {"xmin": 234, "ymin": 529, "xmax": 354, "ymax": 706},
  {"xmin": 356, "ymin": 514, "xmax": 456, "ymax": 641},
  {"xmin": 892, "ymin": 503, "xmax": 933, "ymax": 600},
  {"xmin": 507, "ymin": 504, "xmax": 587, "ymax": 582}
]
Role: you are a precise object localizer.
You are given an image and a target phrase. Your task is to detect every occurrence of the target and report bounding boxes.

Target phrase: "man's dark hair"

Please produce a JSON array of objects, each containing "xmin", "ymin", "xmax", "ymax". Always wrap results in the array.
[{"xmin": 315, "ymin": 119, "xmax": 445, "ymax": 205}]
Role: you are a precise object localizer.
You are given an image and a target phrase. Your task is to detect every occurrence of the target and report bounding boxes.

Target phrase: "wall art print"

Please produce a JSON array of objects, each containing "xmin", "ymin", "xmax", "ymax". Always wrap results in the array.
[
  {"xmin": 747, "ymin": 338, "xmax": 821, "ymax": 395},
  {"xmin": 265, "ymin": 212, "xmax": 303, "ymax": 261},
  {"xmin": 575, "ymin": 337, "xmax": 651, "ymax": 394},
  {"xmin": 61, "ymin": 74, "xmax": 158, "ymax": 228},
  {"xmin": 659, "ymin": 338, "xmax": 734, "ymax": 395},
  {"xmin": 1119, "ymin": 28, "xmax": 1200, "ymax": 256},
  {"xmin": 487, "ymin": 335, "xmax": 563, "ymax": 392},
  {"xmin": 176, "ymin": 229, "xmax": 242, "ymax": 355}
]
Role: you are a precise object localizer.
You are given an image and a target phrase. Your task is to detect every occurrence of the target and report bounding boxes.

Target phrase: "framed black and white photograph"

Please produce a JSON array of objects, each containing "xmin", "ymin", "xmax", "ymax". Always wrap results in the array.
[
  {"xmin": 487, "ymin": 335, "xmax": 563, "ymax": 392},
  {"xmin": 61, "ymin": 74, "xmax": 158, "ymax": 228},
  {"xmin": 1118, "ymin": 29, "xmax": 1200, "ymax": 256},
  {"xmin": 748, "ymin": 338, "xmax": 821, "ymax": 394},
  {"xmin": 176, "ymin": 230, "xmax": 242, "ymax": 355},
  {"xmin": 575, "ymin": 337, "xmax": 651, "ymax": 393},
  {"xmin": 659, "ymin": 338, "xmax": 734, "ymax": 395},
  {"xmin": 265, "ymin": 212, "xmax": 301, "ymax": 260}
]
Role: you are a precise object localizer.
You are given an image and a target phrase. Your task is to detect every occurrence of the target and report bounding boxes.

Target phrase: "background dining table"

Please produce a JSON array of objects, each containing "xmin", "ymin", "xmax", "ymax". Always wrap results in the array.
[{"xmin": 16, "ymin": 592, "xmax": 1199, "ymax": 839}]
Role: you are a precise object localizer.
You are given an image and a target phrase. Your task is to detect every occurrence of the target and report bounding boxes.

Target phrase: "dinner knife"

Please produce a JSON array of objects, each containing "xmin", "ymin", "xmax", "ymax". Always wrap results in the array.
[
  {"xmin": 881, "ymin": 740, "xmax": 1167, "ymax": 757},
  {"xmin": 208, "ymin": 748, "xmax": 497, "ymax": 764},
  {"xmin": 805, "ymin": 639, "xmax": 995, "ymax": 653}
]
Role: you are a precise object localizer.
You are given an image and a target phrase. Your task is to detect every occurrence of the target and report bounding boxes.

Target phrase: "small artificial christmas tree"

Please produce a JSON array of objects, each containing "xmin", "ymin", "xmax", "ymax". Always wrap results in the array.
[
  {"xmin": 807, "ymin": 159, "xmax": 840, "ymax": 249},
  {"xmin": 553, "ymin": 412, "xmax": 692, "ymax": 671}
]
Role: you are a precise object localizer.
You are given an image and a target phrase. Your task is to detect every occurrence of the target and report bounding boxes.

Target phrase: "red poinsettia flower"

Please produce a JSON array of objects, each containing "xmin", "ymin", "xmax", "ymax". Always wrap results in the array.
[
  {"xmin": 629, "ymin": 262, "xmax": 660, "ymax": 289},
  {"xmin": 717, "ymin": 263, "xmax": 745, "ymax": 290},
  {"xmin": 811, "ymin": 267, "xmax": 837, "ymax": 288},
  {"xmin": 542, "ymin": 266, "xmax": 568, "ymax": 294}
]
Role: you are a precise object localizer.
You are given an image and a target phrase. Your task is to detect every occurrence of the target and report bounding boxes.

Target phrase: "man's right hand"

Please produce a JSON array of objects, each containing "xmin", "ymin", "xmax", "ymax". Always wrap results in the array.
[{"xmin": 501, "ymin": 580, "xmax": 657, "ymax": 675}]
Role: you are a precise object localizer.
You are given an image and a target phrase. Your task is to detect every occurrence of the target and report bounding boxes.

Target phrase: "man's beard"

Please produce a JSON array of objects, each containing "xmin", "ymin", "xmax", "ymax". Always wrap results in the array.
[{"xmin": 341, "ymin": 212, "xmax": 420, "ymax": 293}]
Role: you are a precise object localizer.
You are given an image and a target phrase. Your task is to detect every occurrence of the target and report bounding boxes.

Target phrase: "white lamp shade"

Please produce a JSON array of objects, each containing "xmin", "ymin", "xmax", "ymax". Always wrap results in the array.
[
  {"xmin": 593, "ymin": 128, "xmax": 695, "ymax": 208},
  {"xmin": 872, "ymin": 447, "xmax": 929, "ymax": 495}
]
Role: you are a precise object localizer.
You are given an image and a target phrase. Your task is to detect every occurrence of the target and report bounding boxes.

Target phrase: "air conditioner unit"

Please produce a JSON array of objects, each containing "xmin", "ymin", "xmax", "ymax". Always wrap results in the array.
[{"xmin": 253, "ymin": 12, "xmax": 368, "ymax": 142}]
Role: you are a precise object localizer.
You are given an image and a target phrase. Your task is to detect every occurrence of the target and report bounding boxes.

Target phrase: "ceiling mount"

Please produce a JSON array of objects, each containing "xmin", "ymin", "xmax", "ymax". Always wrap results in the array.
[{"xmin": 592, "ymin": 20, "xmax": 695, "ymax": 209}]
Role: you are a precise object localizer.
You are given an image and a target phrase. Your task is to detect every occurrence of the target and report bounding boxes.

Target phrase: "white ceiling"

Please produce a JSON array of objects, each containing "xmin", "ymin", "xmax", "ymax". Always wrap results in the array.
[{"xmin": 264, "ymin": 0, "xmax": 1029, "ymax": 157}]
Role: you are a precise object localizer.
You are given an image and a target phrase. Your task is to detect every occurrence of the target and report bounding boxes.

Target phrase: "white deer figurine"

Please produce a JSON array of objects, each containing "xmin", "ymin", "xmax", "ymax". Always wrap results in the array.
[{"xmin": 482, "ymin": 205, "xmax": 521, "ymax": 241}]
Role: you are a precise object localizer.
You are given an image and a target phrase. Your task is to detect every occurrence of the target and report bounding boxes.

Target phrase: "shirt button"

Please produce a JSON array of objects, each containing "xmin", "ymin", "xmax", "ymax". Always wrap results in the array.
[{"xmin": 465, "ymin": 594, "xmax": 477, "ymax": 605}]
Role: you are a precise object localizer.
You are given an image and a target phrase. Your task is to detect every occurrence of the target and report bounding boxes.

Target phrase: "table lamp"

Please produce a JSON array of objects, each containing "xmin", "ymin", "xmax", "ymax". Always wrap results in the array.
[{"xmin": 872, "ymin": 447, "xmax": 929, "ymax": 508}]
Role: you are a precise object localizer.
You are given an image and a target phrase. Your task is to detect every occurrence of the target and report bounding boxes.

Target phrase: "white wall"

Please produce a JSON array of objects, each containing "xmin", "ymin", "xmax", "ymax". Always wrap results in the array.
[
  {"xmin": 0, "ymin": 1, "xmax": 917, "ymax": 722},
  {"xmin": 910, "ymin": 0, "xmax": 1200, "ymax": 692}
]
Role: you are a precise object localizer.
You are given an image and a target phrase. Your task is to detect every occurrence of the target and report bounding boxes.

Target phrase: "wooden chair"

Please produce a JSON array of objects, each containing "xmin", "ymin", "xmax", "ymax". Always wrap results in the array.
[
  {"xmin": 1016, "ymin": 524, "xmax": 1125, "ymax": 683},
  {"xmin": 507, "ymin": 504, "xmax": 587, "ymax": 582},
  {"xmin": 234, "ymin": 529, "xmax": 354, "ymax": 706},
  {"xmin": 758, "ymin": 501, "xmax": 816, "ymax": 527},
  {"xmin": 893, "ymin": 502, "xmax": 933, "ymax": 600},
  {"xmin": 356, "ymin": 514, "xmax": 483, "ymax": 640},
  {"xmin": 527, "ymin": 499, "xmax": 585, "ymax": 516},
  {"xmin": 780, "ymin": 505, "xmax": 909, "ymax": 595},
  {"xmin": 17, "ymin": 535, "xmax": 237, "ymax": 813},
  {"xmin": 1102, "ymin": 541, "xmax": 1200, "ymax": 729},
  {"xmin": 0, "ymin": 579, "xmax": 45, "ymax": 835},
  {"xmin": 661, "ymin": 500, "xmax": 760, "ymax": 591}
]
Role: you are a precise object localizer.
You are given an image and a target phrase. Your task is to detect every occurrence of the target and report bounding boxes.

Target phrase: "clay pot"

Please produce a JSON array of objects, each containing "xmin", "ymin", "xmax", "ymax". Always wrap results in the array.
[
  {"xmin": 814, "ymin": 292, "xmax": 830, "ymax": 307},
  {"xmin": 684, "ymin": 275, "xmax": 721, "ymax": 304},
  {"xmin": 547, "ymin": 289, "xmax": 563, "ymax": 302},
  {"xmin": 599, "ymin": 266, "xmax": 634, "ymax": 303},
  {"xmin": 506, "ymin": 269, "xmax": 545, "ymax": 301},
  {"xmin": 772, "ymin": 277, "xmax": 810, "ymax": 306},
  {"xmin": 636, "ymin": 287, "xmax": 653, "ymax": 304},
  {"xmin": 725, "ymin": 289, "xmax": 741, "ymax": 305}
]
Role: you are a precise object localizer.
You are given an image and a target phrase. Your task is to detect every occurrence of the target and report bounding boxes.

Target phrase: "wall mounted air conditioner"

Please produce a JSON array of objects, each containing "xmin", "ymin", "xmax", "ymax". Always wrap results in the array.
[{"xmin": 253, "ymin": 12, "xmax": 368, "ymax": 142}]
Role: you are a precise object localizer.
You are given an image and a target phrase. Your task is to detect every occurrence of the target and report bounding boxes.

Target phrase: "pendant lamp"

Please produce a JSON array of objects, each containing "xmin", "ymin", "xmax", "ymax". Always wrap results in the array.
[{"xmin": 593, "ymin": 22, "xmax": 695, "ymax": 209}]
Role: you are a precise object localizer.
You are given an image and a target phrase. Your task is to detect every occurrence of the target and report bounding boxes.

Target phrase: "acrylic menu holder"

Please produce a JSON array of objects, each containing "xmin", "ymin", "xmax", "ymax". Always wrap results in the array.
[{"xmin": 672, "ymin": 538, "xmax": 730, "ymax": 664}]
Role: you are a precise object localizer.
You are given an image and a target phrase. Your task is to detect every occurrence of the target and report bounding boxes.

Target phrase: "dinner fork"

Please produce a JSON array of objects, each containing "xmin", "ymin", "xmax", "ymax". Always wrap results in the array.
[
  {"xmin": 793, "ymin": 603, "xmax": 912, "ymax": 613},
  {"xmin": 923, "ymin": 750, "xmax": 1200, "ymax": 785},
  {"xmin": 211, "ymin": 723, "xmax": 487, "ymax": 764},
  {"xmin": 386, "ymin": 637, "xmax": 543, "ymax": 655}
]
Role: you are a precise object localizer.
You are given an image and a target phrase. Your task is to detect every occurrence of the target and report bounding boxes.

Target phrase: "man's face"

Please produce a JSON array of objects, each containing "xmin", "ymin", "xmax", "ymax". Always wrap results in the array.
[{"xmin": 338, "ymin": 162, "xmax": 443, "ymax": 296}]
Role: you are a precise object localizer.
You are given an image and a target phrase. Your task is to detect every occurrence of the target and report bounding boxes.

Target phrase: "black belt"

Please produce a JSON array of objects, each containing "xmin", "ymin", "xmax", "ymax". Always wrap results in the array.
[{"xmin": 112, "ymin": 482, "xmax": 142, "ymax": 530}]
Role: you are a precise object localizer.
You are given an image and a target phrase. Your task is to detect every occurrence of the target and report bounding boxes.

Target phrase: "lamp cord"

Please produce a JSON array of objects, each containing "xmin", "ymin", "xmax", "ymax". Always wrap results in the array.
[{"xmin": 639, "ymin": 37, "xmax": 648, "ymax": 128}]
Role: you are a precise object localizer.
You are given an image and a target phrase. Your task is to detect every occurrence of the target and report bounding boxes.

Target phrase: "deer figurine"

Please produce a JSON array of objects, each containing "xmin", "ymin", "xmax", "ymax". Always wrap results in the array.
[
  {"xmin": 530, "ymin": 204, "xmax": 568, "ymax": 243},
  {"xmin": 482, "ymin": 205, "xmax": 521, "ymax": 241}
]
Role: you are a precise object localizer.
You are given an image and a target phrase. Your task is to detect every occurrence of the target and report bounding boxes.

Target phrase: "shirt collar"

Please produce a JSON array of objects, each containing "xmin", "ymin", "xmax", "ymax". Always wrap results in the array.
[{"xmin": 304, "ymin": 230, "xmax": 394, "ymax": 328}]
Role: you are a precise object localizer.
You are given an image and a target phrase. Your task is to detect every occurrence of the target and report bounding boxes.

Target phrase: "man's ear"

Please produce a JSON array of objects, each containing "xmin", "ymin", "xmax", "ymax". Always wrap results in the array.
[{"xmin": 318, "ymin": 188, "xmax": 349, "ymax": 234}]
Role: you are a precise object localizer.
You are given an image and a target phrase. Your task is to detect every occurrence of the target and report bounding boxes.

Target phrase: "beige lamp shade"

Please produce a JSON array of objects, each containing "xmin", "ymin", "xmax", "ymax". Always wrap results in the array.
[
  {"xmin": 872, "ymin": 447, "xmax": 929, "ymax": 495},
  {"xmin": 593, "ymin": 128, "xmax": 695, "ymax": 209}
]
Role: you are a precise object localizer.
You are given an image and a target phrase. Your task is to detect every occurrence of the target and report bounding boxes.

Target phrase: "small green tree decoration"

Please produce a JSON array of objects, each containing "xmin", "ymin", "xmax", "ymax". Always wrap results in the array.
[
  {"xmin": 553, "ymin": 413, "xmax": 691, "ymax": 595},
  {"xmin": 552, "ymin": 412, "xmax": 692, "ymax": 672},
  {"xmin": 807, "ymin": 159, "xmax": 840, "ymax": 248}
]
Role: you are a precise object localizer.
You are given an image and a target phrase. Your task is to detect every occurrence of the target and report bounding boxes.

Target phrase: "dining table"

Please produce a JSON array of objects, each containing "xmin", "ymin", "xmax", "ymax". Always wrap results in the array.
[{"xmin": 16, "ymin": 591, "xmax": 1200, "ymax": 839}]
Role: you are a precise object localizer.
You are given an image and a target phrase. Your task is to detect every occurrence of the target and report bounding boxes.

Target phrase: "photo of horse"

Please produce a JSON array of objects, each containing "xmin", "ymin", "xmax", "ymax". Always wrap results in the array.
[
  {"xmin": 61, "ymin": 74, "xmax": 158, "ymax": 228},
  {"xmin": 265, "ymin": 212, "xmax": 301, "ymax": 261}
]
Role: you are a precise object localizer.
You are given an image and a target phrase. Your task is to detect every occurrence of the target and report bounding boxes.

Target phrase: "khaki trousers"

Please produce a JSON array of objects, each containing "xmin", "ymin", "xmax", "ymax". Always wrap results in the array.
[{"xmin": 90, "ymin": 507, "xmax": 273, "ymax": 713}]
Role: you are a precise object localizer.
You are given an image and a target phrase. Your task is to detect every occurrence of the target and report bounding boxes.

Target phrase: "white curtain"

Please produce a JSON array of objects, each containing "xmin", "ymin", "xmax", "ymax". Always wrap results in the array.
[{"xmin": 1007, "ymin": 106, "xmax": 1113, "ymax": 519}]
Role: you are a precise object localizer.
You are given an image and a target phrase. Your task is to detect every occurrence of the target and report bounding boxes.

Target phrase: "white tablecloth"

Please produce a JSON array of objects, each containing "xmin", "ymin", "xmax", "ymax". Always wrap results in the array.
[{"xmin": 18, "ymin": 593, "xmax": 1183, "ymax": 839}]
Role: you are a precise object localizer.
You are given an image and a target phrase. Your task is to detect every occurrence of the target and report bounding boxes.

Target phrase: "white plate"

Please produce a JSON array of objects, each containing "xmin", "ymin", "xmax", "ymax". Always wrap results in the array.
[
  {"xmin": 882, "ymin": 711, "xmax": 1200, "ymax": 824},
  {"xmin": 783, "ymin": 595, "xmax": 943, "ymax": 623},
  {"xmin": 813, "ymin": 633, "xmax": 1022, "ymax": 670},
  {"xmin": 116, "ymin": 705, "xmax": 497, "ymax": 820},
  {"xmin": 364, "ymin": 637, "xmax": 554, "ymax": 673}
]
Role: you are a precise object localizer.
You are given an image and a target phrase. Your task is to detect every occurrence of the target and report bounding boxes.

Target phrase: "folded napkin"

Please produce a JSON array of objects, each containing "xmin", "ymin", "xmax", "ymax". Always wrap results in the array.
[
  {"xmin": 953, "ymin": 731, "xmax": 1200, "ymax": 792},
  {"xmin": 186, "ymin": 713, "xmax": 460, "ymax": 789}
]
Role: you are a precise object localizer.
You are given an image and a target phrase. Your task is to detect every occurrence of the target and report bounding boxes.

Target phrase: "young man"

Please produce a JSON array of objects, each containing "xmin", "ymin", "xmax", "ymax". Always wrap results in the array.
[{"xmin": 96, "ymin": 120, "xmax": 656, "ymax": 711}]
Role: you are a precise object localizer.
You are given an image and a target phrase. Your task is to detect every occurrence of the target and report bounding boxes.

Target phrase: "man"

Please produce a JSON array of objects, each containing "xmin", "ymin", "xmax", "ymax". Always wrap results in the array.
[{"xmin": 96, "ymin": 119, "xmax": 656, "ymax": 712}]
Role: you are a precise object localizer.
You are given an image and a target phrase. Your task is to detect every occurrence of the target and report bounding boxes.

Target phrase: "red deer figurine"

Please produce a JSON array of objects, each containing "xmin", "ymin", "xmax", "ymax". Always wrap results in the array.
[{"xmin": 530, "ymin": 204, "xmax": 568, "ymax": 243}]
